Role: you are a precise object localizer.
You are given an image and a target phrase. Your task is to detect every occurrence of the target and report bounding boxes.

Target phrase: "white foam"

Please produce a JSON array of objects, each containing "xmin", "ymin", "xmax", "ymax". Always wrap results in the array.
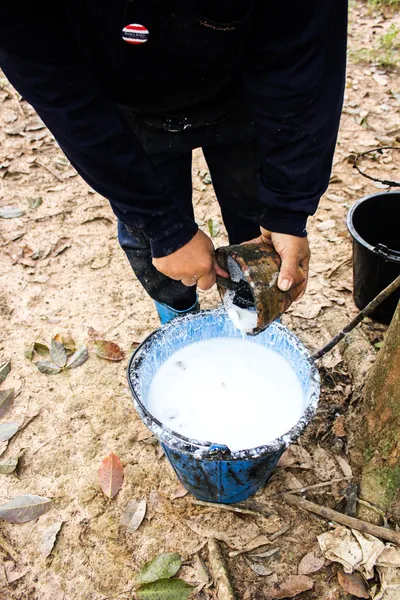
[
  {"xmin": 223, "ymin": 289, "xmax": 257, "ymax": 333},
  {"xmin": 146, "ymin": 337, "xmax": 305, "ymax": 451}
]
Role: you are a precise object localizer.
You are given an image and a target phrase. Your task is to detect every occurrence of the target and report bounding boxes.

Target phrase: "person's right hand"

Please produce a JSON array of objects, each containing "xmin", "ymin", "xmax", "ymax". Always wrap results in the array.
[{"xmin": 152, "ymin": 229, "xmax": 227, "ymax": 291}]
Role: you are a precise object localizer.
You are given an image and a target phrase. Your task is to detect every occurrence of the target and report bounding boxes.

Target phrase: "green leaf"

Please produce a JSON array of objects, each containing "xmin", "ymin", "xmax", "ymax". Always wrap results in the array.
[
  {"xmin": 0, "ymin": 494, "xmax": 52, "ymax": 523},
  {"xmin": 27, "ymin": 197, "xmax": 43, "ymax": 210},
  {"xmin": 136, "ymin": 579, "xmax": 195, "ymax": 600},
  {"xmin": 25, "ymin": 343, "xmax": 35, "ymax": 361},
  {"xmin": 0, "ymin": 458, "xmax": 18, "ymax": 474},
  {"xmin": 0, "ymin": 389, "xmax": 14, "ymax": 418},
  {"xmin": 50, "ymin": 338, "xmax": 67, "ymax": 368},
  {"xmin": 33, "ymin": 342, "xmax": 49, "ymax": 356},
  {"xmin": 136, "ymin": 553, "xmax": 182, "ymax": 585},
  {"xmin": 0, "ymin": 206, "xmax": 25, "ymax": 219},
  {"xmin": 0, "ymin": 422, "xmax": 19, "ymax": 443},
  {"xmin": 66, "ymin": 346, "xmax": 89, "ymax": 370},
  {"xmin": 0, "ymin": 360, "xmax": 11, "ymax": 384},
  {"xmin": 207, "ymin": 218, "xmax": 220, "ymax": 238},
  {"xmin": 35, "ymin": 361, "xmax": 62, "ymax": 375}
]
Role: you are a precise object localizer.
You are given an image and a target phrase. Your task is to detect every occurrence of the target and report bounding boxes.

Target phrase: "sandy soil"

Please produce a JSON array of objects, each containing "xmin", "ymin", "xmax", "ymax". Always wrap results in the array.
[{"xmin": 0, "ymin": 2, "xmax": 399, "ymax": 599}]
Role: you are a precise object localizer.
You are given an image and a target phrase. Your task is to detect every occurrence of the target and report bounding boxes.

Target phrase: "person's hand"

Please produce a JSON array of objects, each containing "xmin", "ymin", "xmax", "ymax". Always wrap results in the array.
[
  {"xmin": 152, "ymin": 229, "xmax": 227, "ymax": 291},
  {"xmin": 247, "ymin": 228, "xmax": 310, "ymax": 301}
]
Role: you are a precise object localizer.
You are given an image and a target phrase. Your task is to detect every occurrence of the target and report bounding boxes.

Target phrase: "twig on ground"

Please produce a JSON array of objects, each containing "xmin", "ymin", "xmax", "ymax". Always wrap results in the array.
[
  {"xmin": 33, "ymin": 158, "xmax": 64, "ymax": 182},
  {"xmin": 34, "ymin": 208, "xmax": 73, "ymax": 222},
  {"xmin": 208, "ymin": 538, "xmax": 237, "ymax": 600},
  {"xmin": 269, "ymin": 523, "xmax": 291, "ymax": 541},
  {"xmin": 0, "ymin": 532, "xmax": 19, "ymax": 562},
  {"xmin": 311, "ymin": 274, "xmax": 400, "ymax": 361},
  {"xmin": 283, "ymin": 493, "xmax": 400, "ymax": 545},
  {"xmin": 192, "ymin": 500, "xmax": 262, "ymax": 518},
  {"xmin": 270, "ymin": 477, "xmax": 352, "ymax": 498}
]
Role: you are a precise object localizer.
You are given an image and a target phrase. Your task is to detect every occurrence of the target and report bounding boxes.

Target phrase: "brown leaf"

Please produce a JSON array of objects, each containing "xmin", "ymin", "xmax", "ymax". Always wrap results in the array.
[
  {"xmin": 98, "ymin": 452, "xmax": 124, "ymax": 498},
  {"xmin": 265, "ymin": 575, "xmax": 314, "ymax": 599},
  {"xmin": 335, "ymin": 455, "xmax": 353, "ymax": 478},
  {"xmin": 337, "ymin": 570, "xmax": 370, "ymax": 598},
  {"xmin": 171, "ymin": 483, "xmax": 189, "ymax": 500},
  {"xmin": 121, "ymin": 498, "xmax": 147, "ymax": 533},
  {"xmin": 50, "ymin": 338, "xmax": 67, "ymax": 368},
  {"xmin": 61, "ymin": 333, "xmax": 76, "ymax": 354},
  {"xmin": 245, "ymin": 557, "xmax": 274, "ymax": 576},
  {"xmin": 90, "ymin": 339, "xmax": 124, "ymax": 362},
  {"xmin": 298, "ymin": 550, "xmax": 325, "ymax": 575},
  {"xmin": 87, "ymin": 327, "xmax": 101, "ymax": 339},
  {"xmin": 333, "ymin": 415, "xmax": 346, "ymax": 438},
  {"xmin": 52, "ymin": 237, "xmax": 71, "ymax": 257},
  {"xmin": 278, "ymin": 445, "xmax": 312, "ymax": 470},
  {"xmin": 0, "ymin": 389, "xmax": 14, "ymax": 418},
  {"xmin": 313, "ymin": 447, "xmax": 341, "ymax": 481},
  {"xmin": 40, "ymin": 521, "xmax": 64, "ymax": 557}
]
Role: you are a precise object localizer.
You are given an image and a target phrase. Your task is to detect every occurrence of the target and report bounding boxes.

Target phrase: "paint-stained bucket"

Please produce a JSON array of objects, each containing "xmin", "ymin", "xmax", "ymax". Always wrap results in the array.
[{"xmin": 128, "ymin": 308, "xmax": 320, "ymax": 504}]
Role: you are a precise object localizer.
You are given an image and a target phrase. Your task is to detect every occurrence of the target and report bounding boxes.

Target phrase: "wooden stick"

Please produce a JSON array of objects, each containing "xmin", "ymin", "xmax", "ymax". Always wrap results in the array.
[
  {"xmin": 283, "ymin": 493, "xmax": 400, "ymax": 545},
  {"xmin": 311, "ymin": 274, "xmax": 400, "ymax": 361},
  {"xmin": 34, "ymin": 159, "xmax": 64, "ymax": 182},
  {"xmin": 270, "ymin": 477, "xmax": 352, "ymax": 498},
  {"xmin": 192, "ymin": 500, "xmax": 262, "ymax": 518},
  {"xmin": 208, "ymin": 538, "xmax": 237, "ymax": 600},
  {"xmin": 0, "ymin": 531, "xmax": 19, "ymax": 562}
]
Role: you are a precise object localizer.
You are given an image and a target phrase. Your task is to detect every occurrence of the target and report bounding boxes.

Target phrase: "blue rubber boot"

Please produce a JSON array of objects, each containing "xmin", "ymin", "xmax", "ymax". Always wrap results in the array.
[{"xmin": 155, "ymin": 299, "xmax": 200, "ymax": 325}]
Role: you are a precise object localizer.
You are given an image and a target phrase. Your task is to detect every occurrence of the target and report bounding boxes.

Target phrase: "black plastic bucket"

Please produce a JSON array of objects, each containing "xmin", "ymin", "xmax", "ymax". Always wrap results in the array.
[{"xmin": 347, "ymin": 191, "xmax": 400, "ymax": 324}]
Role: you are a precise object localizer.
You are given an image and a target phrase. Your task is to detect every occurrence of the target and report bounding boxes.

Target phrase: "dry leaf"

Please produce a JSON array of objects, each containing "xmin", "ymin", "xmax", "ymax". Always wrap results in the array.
[
  {"xmin": 352, "ymin": 530, "xmax": 386, "ymax": 580},
  {"xmin": 245, "ymin": 557, "xmax": 274, "ymax": 576},
  {"xmin": 98, "ymin": 452, "xmax": 124, "ymax": 498},
  {"xmin": 121, "ymin": 498, "xmax": 147, "ymax": 533},
  {"xmin": 33, "ymin": 343, "xmax": 49, "ymax": 356},
  {"xmin": 0, "ymin": 206, "xmax": 25, "ymax": 219},
  {"xmin": 291, "ymin": 302, "xmax": 330, "ymax": 319},
  {"xmin": 376, "ymin": 546, "xmax": 400, "ymax": 569},
  {"xmin": 249, "ymin": 547, "xmax": 280, "ymax": 560},
  {"xmin": 192, "ymin": 554, "xmax": 210, "ymax": 584},
  {"xmin": 313, "ymin": 446, "xmax": 341, "ymax": 481},
  {"xmin": 0, "ymin": 422, "xmax": 19, "ymax": 443},
  {"xmin": 0, "ymin": 495, "xmax": 52, "ymax": 523},
  {"xmin": 0, "ymin": 360, "xmax": 11, "ymax": 384},
  {"xmin": 333, "ymin": 415, "xmax": 346, "ymax": 438},
  {"xmin": 66, "ymin": 346, "xmax": 89, "ymax": 370},
  {"xmin": 335, "ymin": 455, "xmax": 353, "ymax": 478},
  {"xmin": 337, "ymin": 570, "xmax": 370, "ymax": 598},
  {"xmin": 136, "ymin": 553, "xmax": 182, "ymax": 585},
  {"xmin": 35, "ymin": 361, "xmax": 62, "ymax": 375},
  {"xmin": 0, "ymin": 458, "xmax": 18, "ymax": 474},
  {"xmin": 0, "ymin": 389, "xmax": 14, "ymax": 418},
  {"xmin": 90, "ymin": 339, "xmax": 124, "ymax": 361},
  {"xmin": 52, "ymin": 237, "xmax": 71, "ymax": 257},
  {"xmin": 265, "ymin": 575, "xmax": 314, "ymax": 599},
  {"xmin": 171, "ymin": 483, "xmax": 189, "ymax": 500},
  {"xmin": 278, "ymin": 445, "xmax": 312, "ymax": 469},
  {"xmin": 40, "ymin": 521, "xmax": 63, "ymax": 557},
  {"xmin": 229, "ymin": 535, "xmax": 272, "ymax": 557},
  {"xmin": 375, "ymin": 565, "xmax": 400, "ymax": 600},
  {"xmin": 50, "ymin": 338, "xmax": 67, "ymax": 368},
  {"xmin": 298, "ymin": 550, "xmax": 325, "ymax": 575}
]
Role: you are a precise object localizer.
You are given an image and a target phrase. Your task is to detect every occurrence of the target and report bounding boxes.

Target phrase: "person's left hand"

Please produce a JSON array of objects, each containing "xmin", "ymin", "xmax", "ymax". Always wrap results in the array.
[{"xmin": 246, "ymin": 227, "xmax": 310, "ymax": 301}]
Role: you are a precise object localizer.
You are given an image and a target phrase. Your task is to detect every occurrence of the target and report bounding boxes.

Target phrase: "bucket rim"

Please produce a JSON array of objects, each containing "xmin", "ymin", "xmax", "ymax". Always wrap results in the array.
[
  {"xmin": 127, "ymin": 308, "xmax": 320, "ymax": 461},
  {"xmin": 347, "ymin": 191, "xmax": 400, "ymax": 263}
]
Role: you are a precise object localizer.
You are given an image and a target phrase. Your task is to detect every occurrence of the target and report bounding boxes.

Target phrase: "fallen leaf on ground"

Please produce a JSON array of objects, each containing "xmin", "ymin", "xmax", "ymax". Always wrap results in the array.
[
  {"xmin": 249, "ymin": 547, "xmax": 280, "ymax": 559},
  {"xmin": 136, "ymin": 578, "xmax": 194, "ymax": 600},
  {"xmin": 376, "ymin": 546, "xmax": 400, "ymax": 569},
  {"xmin": 187, "ymin": 516, "xmax": 262, "ymax": 551},
  {"xmin": 136, "ymin": 553, "xmax": 182, "ymax": 585},
  {"xmin": 229, "ymin": 535, "xmax": 272, "ymax": 557},
  {"xmin": 33, "ymin": 343, "xmax": 49, "ymax": 356},
  {"xmin": 27, "ymin": 197, "xmax": 43, "ymax": 210},
  {"xmin": 0, "ymin": 495, "xmax": 52, "ymax": 523},
  {"xmin": 335, "ymin": 455, "xmax": 353, "ymax": 478},
  {"xmin": 337, "ymin": 570, "xmax": 370, "ymax": 598},
  {"xmin": 121, "ymin": 498, "xmax": 147, "ymax": 533},
  {"xmin": 52, "ymin": 237, "xmax": 71, "ymax": 257},
  {"xmin": 333, "ymin": 416, "xmax": 346, "ymax": 438},
  {"xmin": 98, "ymin": 452, "xmax": 124, "ymax": 498},
  {"xmin": 313, "ymin": 446, "xmax": 341, "ymax": 481},
  {"xmin": 192, "ymin": 554, "xmax": 210, "ymax": 585},
  {"xmin": 90, "ymin": 339, "xmax": 124, "ymax": 361},
  {"xmin": 40, "ymin": 521, "xmax": 64, "ymax": 557},
  {"xmin": 278, "ymin": 445, "xmax": 313, "ymax": 469},
  {"xmin": 375, "ymin": 566, "xmax": 400, "ymax": 600},
  {"xmin": 171, "ymin": 483, "xmax": 189, "ymax": 500},
  {"xmin": 265, "ymin": 575, "xmax": 314, "ymax": 599},
  {"xmin": 0, "ymin": 389, "xmax": 14, "ymax": 418},
  {"xmin": 0, "ymin": 206, "xmax": 25, "ymax": 219},
  {"xmin": 0, "ymin": 422, "xmax": 19, "ymax": 443},
  {"xmin": 0, "ymin": 360, "xmax": 11, "ymax": 384},
  {"xmin": 66, "ymin": 346, "xmax": 89, "ymax": 370},
  {"xmin": 283, "ymin": 472, "xmax": 304, "ymax": 492},
  {"xmin": 245, "ymin": 557, "xmax": 274, "ymax": 576},
  {"xmin": 50, "ymin": 338, "xmax": 67, "ymax": 368},
  {"xmin": 0, "ymin": 458, "xmax": 18, "ymax": 474},
  {"xmin": 35, "ymin": 361, "xmax": 62, "ymax": 375},
  {"xmin": 60, "ymin": 333, "xmax": 76, "ymax": 354},
  {"xmin": 87, "ymin": 327, "xmax": 101, "ymax": 339},
  {"xmin": 352, "ymin": 530, "xmax": 386, "ymax": 579},
  {"xmin": 136, "ymin": 428, "xmax": 154, "ymax": 442},
  {"xmin": 291, "ymin": 302, "xmax": 330, "ymax": 319},
  {"xmin": 298, "ymin": 550, "xmax": 325, "ymax": 575}
]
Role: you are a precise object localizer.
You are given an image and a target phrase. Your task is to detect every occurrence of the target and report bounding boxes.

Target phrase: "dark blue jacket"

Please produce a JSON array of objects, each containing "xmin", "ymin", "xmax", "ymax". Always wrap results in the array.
[{"xmin": 0, "ymin": 1, "xmax": 347, "ymax": 257}]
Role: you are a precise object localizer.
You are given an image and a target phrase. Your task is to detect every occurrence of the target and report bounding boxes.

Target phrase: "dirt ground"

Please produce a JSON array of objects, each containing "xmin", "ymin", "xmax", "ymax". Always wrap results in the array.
[{"xmin": 0, "ymin": 2, "xmax": 399, "ymax": 599}]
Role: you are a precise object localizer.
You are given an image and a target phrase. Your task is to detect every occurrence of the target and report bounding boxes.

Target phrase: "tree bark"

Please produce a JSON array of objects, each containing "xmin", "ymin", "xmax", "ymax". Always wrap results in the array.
[{"xmin": 353, "ymin": 302, "xmax": 400, "ymax": 517}]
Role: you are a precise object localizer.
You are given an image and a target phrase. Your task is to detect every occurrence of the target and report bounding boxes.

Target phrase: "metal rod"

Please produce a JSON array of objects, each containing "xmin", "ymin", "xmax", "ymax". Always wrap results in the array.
[{"xmin": 311, "ymin": 274, "xmax": 400, "ymax": 361}]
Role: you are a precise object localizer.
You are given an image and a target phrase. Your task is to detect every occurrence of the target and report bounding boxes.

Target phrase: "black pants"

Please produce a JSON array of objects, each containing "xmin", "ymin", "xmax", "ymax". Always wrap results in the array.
[{"xmin": 118, "ymin": 108, "xmax": 264, "ymax": 311}]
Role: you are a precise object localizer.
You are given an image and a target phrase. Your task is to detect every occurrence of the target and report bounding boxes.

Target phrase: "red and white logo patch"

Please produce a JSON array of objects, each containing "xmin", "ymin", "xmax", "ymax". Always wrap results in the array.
[{"xmin": 122, "ymin": 23, "xmax": 149, "ymax": 45}]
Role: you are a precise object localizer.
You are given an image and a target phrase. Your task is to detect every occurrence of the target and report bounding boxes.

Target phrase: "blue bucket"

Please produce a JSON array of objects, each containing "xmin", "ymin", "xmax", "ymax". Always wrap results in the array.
[{"xmin": 127, "ymin": 308, "xmax": 319, "ymax": 504}]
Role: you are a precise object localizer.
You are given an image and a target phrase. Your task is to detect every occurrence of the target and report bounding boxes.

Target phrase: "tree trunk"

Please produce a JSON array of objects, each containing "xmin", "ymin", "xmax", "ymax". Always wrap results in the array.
[{"xmin": 354, "ymin": 301, "xmax": 400, "ymax": 517}]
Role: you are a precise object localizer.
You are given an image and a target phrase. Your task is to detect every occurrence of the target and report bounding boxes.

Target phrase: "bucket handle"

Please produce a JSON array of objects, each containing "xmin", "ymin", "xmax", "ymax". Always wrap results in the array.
[{"xmin": 374, "ymin": 243, "xmax": 400, "ymax": 262}]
